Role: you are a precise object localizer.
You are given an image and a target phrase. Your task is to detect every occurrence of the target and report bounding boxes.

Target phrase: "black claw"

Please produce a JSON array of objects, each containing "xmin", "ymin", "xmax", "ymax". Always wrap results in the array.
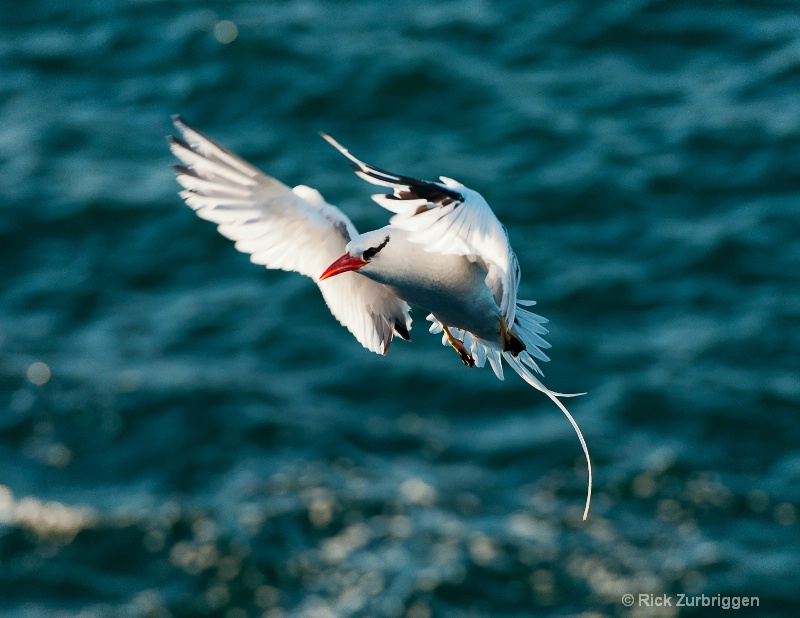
[{"xmin": 458, "ymin": 351, "xmax": 476, "ymax": 367}]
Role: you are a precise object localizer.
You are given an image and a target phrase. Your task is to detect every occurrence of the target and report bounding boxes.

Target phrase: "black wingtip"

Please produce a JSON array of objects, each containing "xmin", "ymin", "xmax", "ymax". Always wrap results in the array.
[
  {"xmin": 167, "ymin": 134, "xmax": 190, "ymax": 150},
  {"xmin": 172, "ymin": 164, "xmax": 197, "ymax": 177},
  {"xmin": 393, "ymin": 322, "xmax": 411, "ymax": 342}
]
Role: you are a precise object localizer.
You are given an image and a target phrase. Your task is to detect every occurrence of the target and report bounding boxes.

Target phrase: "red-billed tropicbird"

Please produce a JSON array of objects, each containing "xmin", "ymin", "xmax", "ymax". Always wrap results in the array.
[{"xmin": 168, "ymin": 116, "xmax": 591, "ymax": 519}]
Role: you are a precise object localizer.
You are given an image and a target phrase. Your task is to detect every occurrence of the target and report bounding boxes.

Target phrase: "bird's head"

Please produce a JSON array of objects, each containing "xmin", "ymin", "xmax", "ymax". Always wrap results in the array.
[{"xmin": 319, "ymin": 232, "xmax": 391, "ymax": 280}]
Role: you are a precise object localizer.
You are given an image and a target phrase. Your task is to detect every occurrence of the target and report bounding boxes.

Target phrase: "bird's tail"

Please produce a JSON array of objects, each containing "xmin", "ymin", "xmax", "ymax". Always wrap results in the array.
[
  {"xmin": 503, "ymin": 352, "xmax": 591, "ymax": 521},
  {"xmin": 504, "ymin": 301, "xmax": 591, "ymax": 520},
  {"xmin": 427, "ymin": 303, "xmax": 592, "ymax": 520}
]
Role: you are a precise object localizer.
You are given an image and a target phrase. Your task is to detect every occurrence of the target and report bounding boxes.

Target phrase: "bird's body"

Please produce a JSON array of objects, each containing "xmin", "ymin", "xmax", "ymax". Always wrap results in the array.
[
  {"xmin": 169, "ymin": 116, "xmax": 591, "ymax": 519},
  {"xmin": 350, "ymin": 227, "xmax": 501, "ymax": 342}
]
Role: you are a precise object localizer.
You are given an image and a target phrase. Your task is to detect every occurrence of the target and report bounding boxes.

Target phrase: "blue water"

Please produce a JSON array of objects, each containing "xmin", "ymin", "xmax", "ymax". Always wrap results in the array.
[{"xmin": 2, "ymin": 1, "xmax": 799, "ymax": 616}]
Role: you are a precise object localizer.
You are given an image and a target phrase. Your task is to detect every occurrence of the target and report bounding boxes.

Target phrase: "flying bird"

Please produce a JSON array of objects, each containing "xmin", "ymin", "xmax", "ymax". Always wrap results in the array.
[{"xmin": 168, "ymin": 116, "xmax": 591, "ymax": 519}]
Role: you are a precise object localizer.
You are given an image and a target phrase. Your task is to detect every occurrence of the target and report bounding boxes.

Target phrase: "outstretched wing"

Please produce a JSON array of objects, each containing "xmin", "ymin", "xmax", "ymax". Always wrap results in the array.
[
  {"xmin": 169, "ymin": 117, "xmax": 411, "ymax": 355},
  {"xmin": 320, "ymin": 134, "xmax": 520, "ymax": 327}
]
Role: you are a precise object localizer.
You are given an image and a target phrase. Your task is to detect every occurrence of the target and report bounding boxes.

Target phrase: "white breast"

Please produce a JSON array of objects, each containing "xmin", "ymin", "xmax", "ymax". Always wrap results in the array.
[{"xmin": 358, "ymin": 229, "xmax": 502, "ymax": 341}]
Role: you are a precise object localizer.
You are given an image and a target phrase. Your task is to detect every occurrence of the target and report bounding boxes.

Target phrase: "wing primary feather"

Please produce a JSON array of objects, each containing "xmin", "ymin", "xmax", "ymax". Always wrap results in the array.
[{"xmin": 321, "ymin": 133, "xmax": 464, "ymax": 205}]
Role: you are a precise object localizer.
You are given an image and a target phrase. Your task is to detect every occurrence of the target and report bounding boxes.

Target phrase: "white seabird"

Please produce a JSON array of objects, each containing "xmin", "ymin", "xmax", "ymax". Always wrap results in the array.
[{"xmin": 168, "ymin": 117, "xmax": 592, "ymax": 519}]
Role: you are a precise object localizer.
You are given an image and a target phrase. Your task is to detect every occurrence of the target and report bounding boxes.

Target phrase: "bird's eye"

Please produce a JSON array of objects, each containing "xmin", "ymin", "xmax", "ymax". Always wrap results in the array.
[{"xmin": 362, "ymin": 235, "xmax": 390, "ymax": 261}]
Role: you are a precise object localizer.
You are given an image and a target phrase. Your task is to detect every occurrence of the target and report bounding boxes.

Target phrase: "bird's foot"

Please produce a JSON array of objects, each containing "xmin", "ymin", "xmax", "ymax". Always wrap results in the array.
[
  {"xmin": 500, "ymin": 316, "xmax": 526, "ymax": 357},
  {"xmin": 444, "ymin": 328, "xmax": 475, "ymax": 367}
]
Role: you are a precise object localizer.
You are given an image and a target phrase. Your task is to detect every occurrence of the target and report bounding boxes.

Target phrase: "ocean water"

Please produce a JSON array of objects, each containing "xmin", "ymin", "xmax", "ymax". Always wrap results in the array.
[{"xmin": 1, "ymin": 1, "xmax": 799, "ymax": 616}]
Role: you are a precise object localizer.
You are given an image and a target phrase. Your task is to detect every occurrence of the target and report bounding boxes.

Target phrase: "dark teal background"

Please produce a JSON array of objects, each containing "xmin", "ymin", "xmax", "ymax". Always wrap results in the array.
[{"xmin": 1, "ymin": 1, "xmax": 798, "ymax": 616}]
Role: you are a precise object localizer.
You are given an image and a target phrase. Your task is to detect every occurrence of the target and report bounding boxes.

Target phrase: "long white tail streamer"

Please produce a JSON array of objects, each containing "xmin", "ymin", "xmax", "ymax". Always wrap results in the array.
[
  {"xmin": 504, "ymin": 353, "xmax": 592, "ymax": 520},
  {"xmin": 428, "ymin": 312, "xmax": 592, "ymax": 520}
]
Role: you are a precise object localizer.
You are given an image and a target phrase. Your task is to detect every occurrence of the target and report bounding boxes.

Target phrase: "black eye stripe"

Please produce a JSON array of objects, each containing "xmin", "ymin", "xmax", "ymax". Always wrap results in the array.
[{"xmin": 363, "ymin": 235, "xmax": 390, "ymax": 260}]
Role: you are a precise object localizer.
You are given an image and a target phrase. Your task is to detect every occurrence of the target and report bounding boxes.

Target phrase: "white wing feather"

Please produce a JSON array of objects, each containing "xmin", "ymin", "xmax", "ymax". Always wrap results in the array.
[{"xmin": 170, "ymin": 117, "xmax": 411, "ymax": 355}]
